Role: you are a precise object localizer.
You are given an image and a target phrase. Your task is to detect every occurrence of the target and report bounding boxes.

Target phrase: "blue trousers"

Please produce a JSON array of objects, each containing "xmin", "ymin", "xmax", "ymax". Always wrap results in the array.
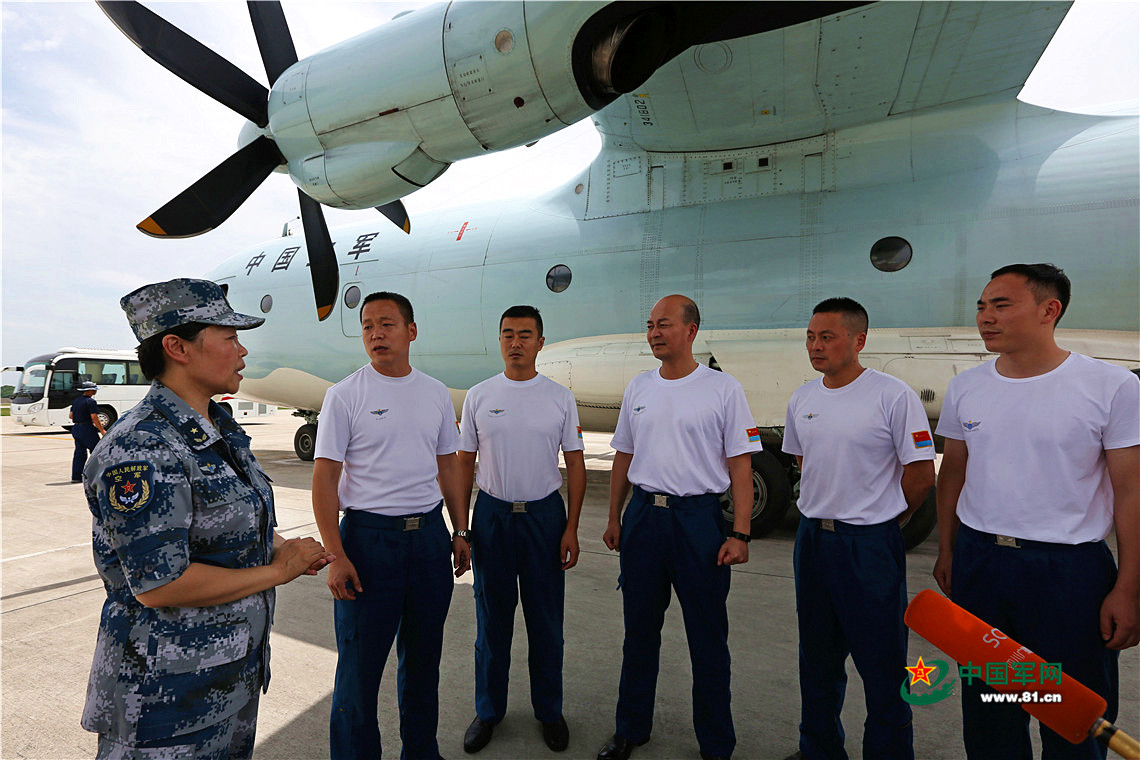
[
  {"xmin": 793, "ymin": 517, "xmax": 913, "ymax": 760},
  {"xmin": 72, "ymin": 424, "xmax": 100, "ymax": 481},
  {"xmin": 472, "ymin": 489, "xmax": 566, "ymax": 724},
  {"xmin": 330, "ymin": 505, "xmax": 454, "ymax": 760},
  {"xmin": 953, "ymin": 524, "xmax": 1119, "ymax": 760},
  {"xmin": 615, "ymin": 486, "xmax": 735, "ymax": 757}
]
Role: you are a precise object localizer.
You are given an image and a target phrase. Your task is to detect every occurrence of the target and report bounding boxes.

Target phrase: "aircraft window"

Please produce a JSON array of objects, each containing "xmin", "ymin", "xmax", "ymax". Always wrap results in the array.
[
  {"xmin": 870, "ymin": 237, "xmax": 913, "ymax": 272},
  {"xmin": 344, "ymin": 286, "xmax": 361, "ymax": 309},
  {"xmin": 723, "ymin": 161, "xmax": 733, "ymax": 171},
  {"xmin": 260, "ymin": 295, "xmax": 273, "ymax": 313},
  {"xmin": 546, "ymin": 265, "xmax": 572, "ymax": 293},
  {"xmin": 758, "ymin": 157, "xmax": 769, "ymax": 168},
  {"xmin": 495, "ymin": 30, "xmax": 514, "ymax": 54}
]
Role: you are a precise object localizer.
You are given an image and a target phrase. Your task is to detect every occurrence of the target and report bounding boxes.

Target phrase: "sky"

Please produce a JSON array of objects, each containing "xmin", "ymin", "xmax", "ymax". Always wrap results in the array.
[{"xmin": 2, "ymin": 0, "xmax": 1138, "ymax": 385}]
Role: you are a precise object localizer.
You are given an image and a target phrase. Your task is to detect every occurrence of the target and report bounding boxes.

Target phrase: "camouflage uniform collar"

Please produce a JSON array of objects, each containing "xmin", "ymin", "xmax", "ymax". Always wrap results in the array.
[{"xmin": 147, "ymin": 381, "xmax": 222, "ymax": 450}]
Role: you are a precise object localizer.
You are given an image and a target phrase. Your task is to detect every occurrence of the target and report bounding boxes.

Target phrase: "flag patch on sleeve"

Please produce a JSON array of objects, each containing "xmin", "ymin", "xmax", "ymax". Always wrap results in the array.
[
  {"xmin": 746, "ymin": 427, "xmax": 761, "ymax": 443},
  {"xmin": 912, "ymin": 431, "xmax": 933, "ymax": 448},
  {"xmin": 577, "ymin": 426, "xmax": 583, "ymax": 439}
]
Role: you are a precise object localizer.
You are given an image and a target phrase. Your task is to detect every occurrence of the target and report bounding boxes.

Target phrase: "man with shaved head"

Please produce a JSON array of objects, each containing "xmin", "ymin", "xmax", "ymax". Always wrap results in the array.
[{"xmin": 597, "ymin": 294, "xmax": 761, "ymax": 760}]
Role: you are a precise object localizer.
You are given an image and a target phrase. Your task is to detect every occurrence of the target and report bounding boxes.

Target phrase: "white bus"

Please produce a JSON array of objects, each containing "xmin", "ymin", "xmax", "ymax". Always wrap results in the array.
[{"xmin": 9, "ymin": 347, "xmax": 275, "ymax": 429}]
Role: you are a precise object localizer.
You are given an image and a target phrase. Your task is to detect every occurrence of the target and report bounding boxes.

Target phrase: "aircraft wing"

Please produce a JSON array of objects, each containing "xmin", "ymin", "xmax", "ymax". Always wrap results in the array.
[{"xmin": 594, "ymin": 1, "xmax": 1072, "ymax": 152}]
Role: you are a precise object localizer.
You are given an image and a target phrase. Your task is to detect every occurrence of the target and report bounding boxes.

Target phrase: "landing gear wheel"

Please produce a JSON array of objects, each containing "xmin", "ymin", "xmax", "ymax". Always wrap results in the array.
[
  {"xmin": 294, "ymin": 423, "xmax": 317, "ymax": 461},
  {"xmin": 900, "ymin": 488, "xmax": 937, "ymax": 551},
  {"xmin": 720, "ymin": 450, "xmax": 792, "ymax": 538}
]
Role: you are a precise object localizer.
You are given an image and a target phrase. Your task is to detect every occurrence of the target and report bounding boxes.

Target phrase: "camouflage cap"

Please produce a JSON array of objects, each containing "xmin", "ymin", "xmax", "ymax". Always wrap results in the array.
[{"xmin": 121, "ymin": 278, "xmax": 264, "ymax": 342}]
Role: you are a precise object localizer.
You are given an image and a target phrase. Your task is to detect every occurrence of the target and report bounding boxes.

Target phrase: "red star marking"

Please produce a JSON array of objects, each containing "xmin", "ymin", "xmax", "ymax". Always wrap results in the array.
[
  {"xmin": 120, "ymin": 481, "xmax": 136, "ymax": 494},
  {"xmin": 906, "ymin": 656, "xmax": 937, "ymax": 686},
  {"xmin": 449, "ymin": 221, "xmax": 477, "ymax": 241}
]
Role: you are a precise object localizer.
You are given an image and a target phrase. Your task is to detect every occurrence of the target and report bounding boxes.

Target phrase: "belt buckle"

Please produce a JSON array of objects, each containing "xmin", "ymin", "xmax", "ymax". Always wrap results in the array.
[
  {"xmin": 995, "ymin": 534, "xmax": 1020, "ymax": 548},
  {"xmin": 653, "ymin": 494, "xmax": 670, "ymax": 508},
  {"xmin": 403, "ymin": 516, "xmax": 422, "ymax": 531},
  {"xmin": 511, "ymin": 501, "xmax": 527, "ymax": 513},
  {"xmin": 820, "ymin": 519, "xmax": 836, "ymax": 532}
]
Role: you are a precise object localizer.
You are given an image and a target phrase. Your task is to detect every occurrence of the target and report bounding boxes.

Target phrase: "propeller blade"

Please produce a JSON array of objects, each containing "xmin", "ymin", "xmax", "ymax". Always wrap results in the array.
[
  {"xmin": 247, "ymin": 2, "xmax": 299, "ymax": 85},
  {"xmin": 137, "ymin": 136, "xmax": 282, "ymax": 238},
  {"xmin": 298, "ymin": 190, "xmax": 340, "ymax": 321},
  {"xmin": 375, "ymin": 200, "xmax": 412, "ymax": 235},
  {"xmin": 96, "ymin": 1, "xmax": 270, "ymax": 127}
]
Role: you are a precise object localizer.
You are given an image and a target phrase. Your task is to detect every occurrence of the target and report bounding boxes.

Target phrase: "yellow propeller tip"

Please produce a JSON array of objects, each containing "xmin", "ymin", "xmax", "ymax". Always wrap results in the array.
[
  {"xmin": 402, "ymin": 219, "xmax": 411, "ymax": 234},
  {"xmin": 317, "ymin": 305, "xmax": 334, "ymax": 321},
  {"xmin": 137, "ymin": 217, "xmax": 167, "ymax": 237}
]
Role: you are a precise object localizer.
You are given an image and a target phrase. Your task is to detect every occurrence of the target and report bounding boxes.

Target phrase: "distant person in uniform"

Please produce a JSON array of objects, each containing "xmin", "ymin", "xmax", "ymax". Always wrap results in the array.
[
  {"xmin": 313, "ymin": 291, "xmax": 471, "ymax": 760},
  {"xmin": 70, "ymin": 380, "xmax": 106, "ymax": 482},
  {"xmin": 934, "ymin": 263, "xmax": 1139, "ymax": 760},
  {"xmin": 458, "ymin": 305, "xmax": 586, "ymax": 754},
  {"xmin": 781, "ymin": 297, "xmax": 935, "ymax": 760},
  {"xmin": 81, "ymin": 278, "xmax": 333, "ymax": 759},
  {"xmin": 597, "ymin": 294, "xmax": 760, "ymax": 760}
]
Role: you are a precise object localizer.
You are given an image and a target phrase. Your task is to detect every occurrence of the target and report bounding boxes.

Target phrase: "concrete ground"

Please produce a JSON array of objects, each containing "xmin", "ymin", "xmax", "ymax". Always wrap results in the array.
[{"xmin": 2, "ymin": 414, "xmax": 1136, "ymax": 760}]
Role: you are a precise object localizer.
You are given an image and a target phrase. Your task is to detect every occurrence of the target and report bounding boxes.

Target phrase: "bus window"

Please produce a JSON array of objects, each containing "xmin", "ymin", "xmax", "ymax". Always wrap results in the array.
[
  {"xmin": 12, "ymin": 363, "xmax": 49, "ymax": 403},
  {"xmin": 77, "ymin": 360, "xmax": 129, "ymax": 385},
  {"xmin": 127, "ymin": 362, "xmax": 145, "ymax": 385},
  {"xmin": 51, "ymin": 369, "xmax": 77, "ymax": 392}
]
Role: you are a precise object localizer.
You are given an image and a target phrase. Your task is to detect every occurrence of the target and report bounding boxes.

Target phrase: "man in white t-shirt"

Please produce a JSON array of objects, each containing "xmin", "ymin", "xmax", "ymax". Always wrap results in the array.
[
  {"xmin": 934, "ymin": 263, "xmax": 1139, "ymax": 760},
  {"xmin": 457, "ymin": 305, "xmax": 586, "ymax": 755},
  {"xmin": 781, "ymin": 297, "xmax": 935, "ymax": 760},
  {"xmin": 596, "ymin": 294, "xmax": 761, "ymax": 760},
  {"xmin": 312, "ymin": 291, "xmax": 471, "ymax": 760}
]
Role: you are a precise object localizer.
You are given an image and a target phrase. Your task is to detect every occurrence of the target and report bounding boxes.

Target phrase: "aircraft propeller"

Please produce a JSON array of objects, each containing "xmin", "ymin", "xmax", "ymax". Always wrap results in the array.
[{"xmin": 96, "ymin": 1, "xmax": 410, "ymax": 321}]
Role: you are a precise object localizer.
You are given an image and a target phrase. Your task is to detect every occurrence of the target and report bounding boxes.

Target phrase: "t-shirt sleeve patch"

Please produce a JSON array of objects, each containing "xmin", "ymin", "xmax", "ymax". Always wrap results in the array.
[
  {"xmin": 747, "ymin": 427, "xmax": 761, "ymax": 443},
  {"xmin": 911, "ymin": 431, "xmax": 933, "ymax": 449},
  {"xmin": 101, "ymin": 460, "xmax": 156, "ymax": 515}
]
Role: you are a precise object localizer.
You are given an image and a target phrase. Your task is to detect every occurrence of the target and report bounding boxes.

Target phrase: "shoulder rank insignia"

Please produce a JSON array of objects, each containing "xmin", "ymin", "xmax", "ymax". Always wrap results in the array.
[
  {"xmin": 184, "ymin": 422, "xmax": 210, "ymax": 445},
  {"xmin": 102, "ymin": 461, "xmax": 156, "ymax": 515}
]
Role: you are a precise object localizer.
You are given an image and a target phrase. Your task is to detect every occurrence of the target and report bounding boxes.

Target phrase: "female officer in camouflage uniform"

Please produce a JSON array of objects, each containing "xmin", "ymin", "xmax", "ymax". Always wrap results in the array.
[{"xmin": 81, "ymin": 278, "xmax": 334, "ymax": 759}]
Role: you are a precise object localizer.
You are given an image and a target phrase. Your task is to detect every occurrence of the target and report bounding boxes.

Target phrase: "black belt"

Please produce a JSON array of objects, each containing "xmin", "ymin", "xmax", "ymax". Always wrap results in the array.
[
  {"xmin": 960, "ymin": 523, "xmax": 1102, "ymax": 551},
  {"xmin": 632, "ymin": 485, "xmax": 719, "ymax": 509},
  {"xmin": 805, "ymin": 516, "xmax": 897, "ymax": 535},
  {"xmin": 343, "ymin": 502, "xmax": 442, "ymax": 531},
  {"xmin": 477, "ymin": 490, "xmax": 560, "ymax": 514}
]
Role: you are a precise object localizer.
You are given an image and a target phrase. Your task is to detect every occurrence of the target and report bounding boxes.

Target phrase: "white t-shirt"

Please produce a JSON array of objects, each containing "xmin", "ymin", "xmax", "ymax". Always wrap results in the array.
[
  {"xmin": 315, "ymin": 365, "xmax": 459, "ymax": 515},
  {"xmin": 458, "ymin": 372, "xmax": 584, "ymax": 502},
  {"xmin": 782, "ymin": 369, "xmax": 935, "ymax": 524},
  {"xmin": 610, "ymin": 364, "xmax": 762, "ymax": 497},
  {"xmin": 935, "ymin": 353, "xmax": 1140, "ymax": 543}
]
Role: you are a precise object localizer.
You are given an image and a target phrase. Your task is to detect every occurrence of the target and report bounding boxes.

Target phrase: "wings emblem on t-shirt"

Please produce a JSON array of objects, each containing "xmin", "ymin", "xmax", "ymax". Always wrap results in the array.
[
  {"xmin": 489, "ymin": 408, "xmax": 506, "ymax": 417},
  {"xmin": 963, "ymin": 420, "xmax": 981, "ymax": 431},
  {"xmin": 370, "ymin": 408, "xmax": 390, "ymax": 419}
]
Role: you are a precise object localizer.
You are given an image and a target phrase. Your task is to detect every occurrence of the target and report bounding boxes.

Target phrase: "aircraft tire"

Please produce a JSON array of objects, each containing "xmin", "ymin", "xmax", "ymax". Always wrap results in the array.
[
  {"xmin": 294, "ymin": 423, "xmax": 317, "ymax": 462},
  {"xmin": 96, "ymin": 406, "xmax": 118, "ymax": 431},
  {"xmin": 721, "ymin": 450, "xmax": 792, "ymax": 538},
  {"xmin": 900, "ymin": 488, "xmax": 937, "ymax": 551}
]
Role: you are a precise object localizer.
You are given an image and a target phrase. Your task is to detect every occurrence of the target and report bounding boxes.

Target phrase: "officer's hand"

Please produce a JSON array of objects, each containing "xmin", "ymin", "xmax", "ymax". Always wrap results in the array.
[
  {"xmin": 303, "ymin": 551, "xmax": 336, "ymax": 576},
  {"xmin": 1100, "ymin": 585, "xmax": 1140, "ymax": 650},
  {"xmin": 933, "ymin": 552, "xmax": 952, "ymax": 597},
  {"xmin": 717, "ymin": 538, "xmax": 748, "ymax": 566},
  {"xmin": 602, "ymin": 520, "xmax": 621, "ymax": 552},
  {"xmin": 273, "ymin": 537, "xmax": 333, "ymax": 584},
  {"xmin": 452, "ymin": 536, "xmax": 471, "ymax": 578},
  {"xmin": 561, "ymin": 528, "xmax": 580, "ymax": 570},
  {"xmin": 327, "ymin": 554, "xmax": 363, "ymax": 600}
]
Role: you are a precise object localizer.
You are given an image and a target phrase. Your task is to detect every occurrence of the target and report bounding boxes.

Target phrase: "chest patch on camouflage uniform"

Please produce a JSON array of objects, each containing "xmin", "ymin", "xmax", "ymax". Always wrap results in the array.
[{"xmin": 102, "ymin": 461, "xmax": 156, "ymax": 514}]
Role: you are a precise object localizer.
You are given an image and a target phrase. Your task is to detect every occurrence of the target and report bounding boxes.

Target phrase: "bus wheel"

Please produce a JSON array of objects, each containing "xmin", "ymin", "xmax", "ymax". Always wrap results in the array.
[
  {"xmin": 96, "ymin": 406, "xmax": 118, "ymax": 430},
  {"xmin": 720, "ymin": 450, "xmax": 792, "ymax": 538},
  {"xmin": 901, "ymin": 488, "xmax": 938, "ymax": 551},
  {"xmin": 294, "ymin": 424, "xmax": 317, "ymax": 462}
]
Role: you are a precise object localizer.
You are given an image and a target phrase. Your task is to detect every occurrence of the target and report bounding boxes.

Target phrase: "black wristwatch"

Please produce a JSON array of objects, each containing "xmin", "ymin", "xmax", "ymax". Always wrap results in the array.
[
  {"xmin": 727, "ymin": 530, "xmax": 751, "ymax": 543},
  {"xmin": 453, "ymin": 529, "xmax": 472, "ymax": 544}
]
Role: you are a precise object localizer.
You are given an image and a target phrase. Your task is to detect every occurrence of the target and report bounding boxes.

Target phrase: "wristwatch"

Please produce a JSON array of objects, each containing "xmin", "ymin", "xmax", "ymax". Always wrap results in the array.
[
  {"xmin": 453, "ymin": 529, "xmax": 472, "ymax": 544},
  {"xmin": 727, "ymin": 530, "xmax": 751, "ymax": 543}
]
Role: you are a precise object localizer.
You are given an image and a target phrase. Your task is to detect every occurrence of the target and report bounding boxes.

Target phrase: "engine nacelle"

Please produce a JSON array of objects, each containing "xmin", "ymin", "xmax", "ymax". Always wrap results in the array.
[{"xmin": 265, "ymin": 1, "xmax": 685, "ymax": 210}]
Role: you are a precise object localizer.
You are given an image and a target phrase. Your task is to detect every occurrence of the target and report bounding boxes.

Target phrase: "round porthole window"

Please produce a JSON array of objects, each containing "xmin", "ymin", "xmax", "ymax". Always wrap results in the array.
[
  {"xmin": 344, "ymin": 285, "xmax": 361, "ymax": 309},
  {"xmin": 259, "ymin": 294, "xmax": 273, "ymax": 313},
  {"xmin": 870, "ymin": 236, "xmax": 913, "ymax": 272},
  {"xmin": 546, "ymin": 264, "xmax": 572, "ymax": 293}
]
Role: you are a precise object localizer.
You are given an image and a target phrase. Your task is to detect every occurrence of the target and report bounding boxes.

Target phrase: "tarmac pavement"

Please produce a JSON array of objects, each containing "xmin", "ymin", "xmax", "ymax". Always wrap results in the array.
[{"xmin": 2, "ymin": 414, "xmax": 1136, "ymax": 759}]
